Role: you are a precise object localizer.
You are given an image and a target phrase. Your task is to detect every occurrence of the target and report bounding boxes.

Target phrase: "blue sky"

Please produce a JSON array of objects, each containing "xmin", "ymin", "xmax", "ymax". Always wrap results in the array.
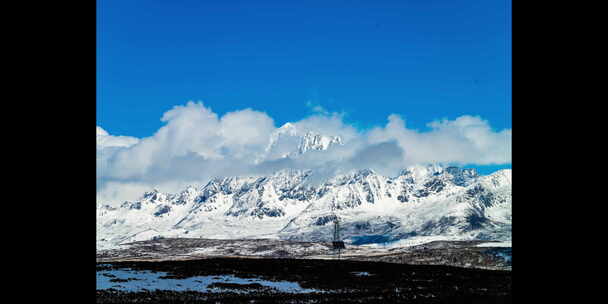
[{"xmin": 97, "ymin": 0, "xmax": 511, "ymax": 175}]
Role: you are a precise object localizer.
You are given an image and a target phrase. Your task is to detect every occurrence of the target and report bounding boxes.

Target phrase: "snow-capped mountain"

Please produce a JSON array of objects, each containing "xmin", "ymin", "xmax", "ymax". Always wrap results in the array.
[
  {"xmin": 97, "ymin": 164, "xmax": 511, "ymax": 250},
  {"xmin": 261, "ymin": 123, "xmax": 344, "ymax": 160},
  {"xmin": 97, "ymin": 124, "xmax": 511, "ymax": 250}
]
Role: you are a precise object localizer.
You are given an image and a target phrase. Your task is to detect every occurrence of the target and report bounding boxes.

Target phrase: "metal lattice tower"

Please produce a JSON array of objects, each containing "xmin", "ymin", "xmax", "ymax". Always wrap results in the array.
[
  {"xmin": 332, "ymin": 216, "xmax": 345, "ymax": 259},
  {"xmin": 333, "ymin": 218, "xmax": 341, "ymax": 242}
]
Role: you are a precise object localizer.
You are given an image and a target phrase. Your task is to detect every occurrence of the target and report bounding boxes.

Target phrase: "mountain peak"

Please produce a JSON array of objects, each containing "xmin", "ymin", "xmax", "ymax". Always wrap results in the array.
[
  {"xmin": 276, "ymin": 122, "xmax": 298, "ymax": 134},
  {"xmin": 298, "ymin": 131, "xmax": 343, "ymax": 154},
  {"xmin": 264, "ymin": 123, "xmax": 344, "ymax": 160}
]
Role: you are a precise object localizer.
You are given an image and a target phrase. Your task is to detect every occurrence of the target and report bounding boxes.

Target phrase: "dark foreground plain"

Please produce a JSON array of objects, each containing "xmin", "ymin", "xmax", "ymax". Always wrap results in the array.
[
  {"xmin": 97, "ymin": 238, "xmax": 512, "ymax": 271},
  {"xmin": 96, "ymin": 257, "xmax": 511, "ymax": 304}
]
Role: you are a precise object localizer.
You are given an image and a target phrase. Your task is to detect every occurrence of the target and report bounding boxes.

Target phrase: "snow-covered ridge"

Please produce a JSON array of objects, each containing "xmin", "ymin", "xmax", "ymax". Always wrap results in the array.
[{"xmin": 97, "ymin": 165, "xmax": 511, "ymax": 250}]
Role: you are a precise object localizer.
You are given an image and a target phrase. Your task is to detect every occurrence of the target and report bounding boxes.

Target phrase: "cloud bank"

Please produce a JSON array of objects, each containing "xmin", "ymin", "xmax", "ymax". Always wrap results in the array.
[{"xmin": 97, "ymin": 101, "xmax": 511, "ymax": 204}]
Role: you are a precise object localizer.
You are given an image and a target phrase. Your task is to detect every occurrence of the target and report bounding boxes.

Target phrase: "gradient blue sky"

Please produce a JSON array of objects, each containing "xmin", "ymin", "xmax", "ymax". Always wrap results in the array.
[{"xmin": 97, "ymin": 0, "xmax": 511, "ymax": 174}]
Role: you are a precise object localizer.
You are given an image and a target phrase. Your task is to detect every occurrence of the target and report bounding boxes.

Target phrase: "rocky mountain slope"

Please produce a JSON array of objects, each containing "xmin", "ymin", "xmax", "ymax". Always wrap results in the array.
[{"xmin": 97, "ymin": 164, "xmax": 511, "ymax": 250}]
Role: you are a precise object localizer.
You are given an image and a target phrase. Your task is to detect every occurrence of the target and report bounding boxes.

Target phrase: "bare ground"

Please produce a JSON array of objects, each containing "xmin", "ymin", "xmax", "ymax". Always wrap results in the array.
[
  {"xmin": 97, "ymin": 238, "xmax": 511, "ymax": 271},
  {"xmin": 97, "ymin": 257, "xmax": 511, "ymax": 303}
]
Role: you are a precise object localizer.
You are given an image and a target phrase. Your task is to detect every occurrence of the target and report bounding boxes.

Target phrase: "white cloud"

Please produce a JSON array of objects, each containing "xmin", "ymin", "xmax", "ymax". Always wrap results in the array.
[
  {"xmin": 306, "ymin": 100, "xmax": 330, "ymax": 115},
  {"xmin": 366, "ymin": 114, "xmax": 511, "ymax": 167},
  {"xmin": 96, "ymin": 126, "xmax": 139, "ymax": 148},
  {"xmin": 97, "ymin": 101, "xmax": 511, "ymax": 205}
]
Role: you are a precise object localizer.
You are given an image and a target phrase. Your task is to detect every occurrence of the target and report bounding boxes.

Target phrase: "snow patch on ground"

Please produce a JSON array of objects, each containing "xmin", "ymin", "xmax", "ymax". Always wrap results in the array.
[
  {"xmin": 97, "ymin": 267, "xmax": 322, "ymax": 293},
  {"xmin": 359, "ymin": 235, "xmax": 468, "ymax": 249},
  {"xmin": 475, "ymin": 241, "xmax": 512, "ymax": 247}
]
